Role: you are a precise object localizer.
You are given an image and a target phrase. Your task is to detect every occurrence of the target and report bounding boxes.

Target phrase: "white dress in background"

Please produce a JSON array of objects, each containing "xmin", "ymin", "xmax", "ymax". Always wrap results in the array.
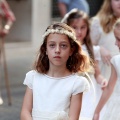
[
  {"xmin": 90, "ymin": 17, "xmax": 119, "ymax": 119},
  {"xmin": 23, "ymin": 70, "xmax": 90, "ymax": 120},
  {"xmin": 80, "ymin": 45, "xmax": 101, "ymax": 120},
  {"xmin": 90, "ymin": 16, "xmax": 119, "ymax": 80},
  {"xmin": 103, "ymin": 54, "xmax": 120, "ymax": 120}
]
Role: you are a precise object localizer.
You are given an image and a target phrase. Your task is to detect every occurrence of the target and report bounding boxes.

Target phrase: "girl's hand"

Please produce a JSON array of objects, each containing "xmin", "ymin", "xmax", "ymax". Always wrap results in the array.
[
  {"xmin": 93, "ymin": 113, "xmax": 99, "ymax": 120},
  {"xmin": 100, "ymin": 46, "xmax": 111, "ymax": 65},
  {"xmin": 101, "ymin": 79, "xmax": 108, "ymax": 90}
]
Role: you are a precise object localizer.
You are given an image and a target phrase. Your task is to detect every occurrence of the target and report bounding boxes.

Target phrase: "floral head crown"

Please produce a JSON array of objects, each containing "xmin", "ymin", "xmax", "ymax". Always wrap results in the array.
[{"xmin": 42, "ymin": 27, "xmax": 77, "ymax": 42}]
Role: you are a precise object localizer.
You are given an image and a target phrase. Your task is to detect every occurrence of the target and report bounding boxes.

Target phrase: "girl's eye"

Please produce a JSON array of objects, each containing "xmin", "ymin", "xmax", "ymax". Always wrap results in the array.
[
  {"xmin": 81, "ymin": 26, "xmax": 86, "ymax": 29},
  {"xmin": 49, "ymin": 44, "xmax": 55, "ymax": 48},
  {"xmin": 72, "ymin": 26, "xmax": 77, "ymax": 30},
  {"xmin": 60, "ymin": 44, "xmax": 67, "ymax": 48}
]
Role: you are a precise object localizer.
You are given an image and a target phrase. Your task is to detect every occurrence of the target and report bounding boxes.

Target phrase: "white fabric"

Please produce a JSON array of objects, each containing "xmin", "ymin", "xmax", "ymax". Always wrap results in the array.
[
  {"xmin": 82, "ymin": 44, "xmax": 101, "ymax": 61},
  {"xmin": 102, "ymin": 54, "xmax": 120, "ymax": 120},
  {"xmin": 90, "ymin": 16, "xmax": 119, "ymax": 79},
  {"xmin": 23, "ymin": 70, "xmax": 90, "ymax": 119},
  {"xmin": 32, "ymin": 110, "xmax": 69, "ymax": 120},
  {"xmin": 90, "ymin": 17, "xmax": 119, "ymax": 119},
  {"xmin": 80, "ymin": 45, "xmax": 101, "ymax": 119}
]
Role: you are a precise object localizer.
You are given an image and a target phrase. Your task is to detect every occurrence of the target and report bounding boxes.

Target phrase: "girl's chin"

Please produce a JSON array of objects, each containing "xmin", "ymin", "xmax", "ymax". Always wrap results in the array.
[{"xmin": 77, "ymin": 38, "xmax": 82, "ymax": 42}]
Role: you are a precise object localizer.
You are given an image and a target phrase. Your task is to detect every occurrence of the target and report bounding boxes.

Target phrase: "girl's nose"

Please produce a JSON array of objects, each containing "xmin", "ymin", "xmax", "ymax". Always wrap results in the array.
[
  {"xmin": 55, "ymin": 45, "xmax": 60, "ymax": 53},
  {"xmin": 77, "ymin": 28, "xmax": 82, "ymax": 34}
]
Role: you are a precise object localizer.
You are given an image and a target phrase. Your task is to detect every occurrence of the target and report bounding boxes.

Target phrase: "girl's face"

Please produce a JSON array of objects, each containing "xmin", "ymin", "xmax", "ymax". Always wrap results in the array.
[
  {"xmin": 70, "ymin": 18, "xmax": 87, "ymax": 44},
  {"xmin": 46, "ymin": 33, "xmax": 72, "ymax": 67},
  {"xmin": 111, "ymin": 0, "xmax": 120, "ymax": 17},
  {"xmin": 114, "ymin": 28, "xmax": 120, "ymax": 49}
]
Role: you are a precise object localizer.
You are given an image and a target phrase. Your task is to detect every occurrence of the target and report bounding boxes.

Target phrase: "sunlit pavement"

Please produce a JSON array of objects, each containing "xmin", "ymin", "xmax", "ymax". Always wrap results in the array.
[{"xmin": 0, "ymin": 42, "xmax": 35, "ymax": 120}]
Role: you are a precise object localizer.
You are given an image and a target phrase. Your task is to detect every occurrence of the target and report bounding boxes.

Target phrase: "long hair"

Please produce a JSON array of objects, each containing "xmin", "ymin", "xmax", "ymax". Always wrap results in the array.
[
  {"xmin": 114, "ymin": 18, "xmax": 120, "ymax": 30},
  {"xmin": 34, "ymin": 22, "xmax": 90, "ymax": 74},
  {"xmin": 97, "ymin": 0, "xmax": 117, "ymax": 33},
  {"xmin": 62, "ymin": 9, "xmax": 95, "ymax": 65}
]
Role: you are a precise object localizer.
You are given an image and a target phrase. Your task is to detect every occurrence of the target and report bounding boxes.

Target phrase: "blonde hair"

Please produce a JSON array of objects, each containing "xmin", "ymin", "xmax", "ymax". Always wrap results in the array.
[
  {"xmin": 97, "ymin": 0, "xmax": 117, "ymax": 33},
  {"xmin": 114, "ymin": 18, "xmax": 120, "ymax": 30}
]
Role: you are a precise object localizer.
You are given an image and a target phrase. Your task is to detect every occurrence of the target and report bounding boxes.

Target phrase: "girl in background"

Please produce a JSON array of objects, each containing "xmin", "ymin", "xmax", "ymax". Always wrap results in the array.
[
  {"xmin": 21, "ymin": 22, "xmax": 90, "ymax": 120},
  {"xmin": 90, "ymin": 0, "xmax": 120, "ymax": 80},
  {"xmin": 90, "ymin": 1, "xmax": 120, "ymax": 118},
  {"xmin": 93, "ymin": 18, "xmax": 120, "ymax": 120},
  {"xmin": 61, "ymin": 9, "xmax": 107, "ymax": 120}
]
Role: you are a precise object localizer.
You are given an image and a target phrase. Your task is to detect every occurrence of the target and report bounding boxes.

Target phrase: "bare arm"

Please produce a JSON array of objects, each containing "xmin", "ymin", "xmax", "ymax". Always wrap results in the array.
[
  {"xmin": 58, "ymin": 2, "xmax": 67, "ymax": 17},
  {"xmin": 93, "ymin": 64, "xmax": 117, "ymax": 120},
  {"xmin": 20, "ymin": 87, "xmax": 33, "ymax": 120},
  {"xmin": 100, "ymin": 46, "xmax": 111, "ymax": 66},
  {"xmin": 69, "ymin": 93, "xmax": 83, "ymax": 120}
]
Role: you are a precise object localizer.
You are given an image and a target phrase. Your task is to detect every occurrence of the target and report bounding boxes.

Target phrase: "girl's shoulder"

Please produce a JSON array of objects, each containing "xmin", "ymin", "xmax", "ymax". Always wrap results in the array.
[
  {"xmin": 110, "ymin": 54, "xmax": 120, "ymax": 69},
  {"xmin": 26, "ymin": 70, "xmax": 42, "ymax": 76},
  {"xmin": 111, "ymin": 54, "xmax": 120, "ymax": 63},
  {"xmin": 91, "ymin": 16, "xmax": 100, "ymax": 24},
  {"xmin": 72, "ymin": 74, "xmax": 90, "ymax": 95},
  {"xmin": 23, "ymin": 70, "xmax": 43, "ymax": 89},
  {"xmin": 90, "ymin": 16, "xmax": 102, "ymax": 30}
]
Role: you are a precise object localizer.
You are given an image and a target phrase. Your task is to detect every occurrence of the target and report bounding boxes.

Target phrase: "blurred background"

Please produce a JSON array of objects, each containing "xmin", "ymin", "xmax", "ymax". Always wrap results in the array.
[{"xmin": 0, "ymin": 0, "xmax": 103, "ymax": 119}]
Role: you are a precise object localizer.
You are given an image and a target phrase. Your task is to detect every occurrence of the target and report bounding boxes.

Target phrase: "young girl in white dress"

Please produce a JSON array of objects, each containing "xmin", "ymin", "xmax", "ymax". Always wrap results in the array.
[
  {"xmin": 90, "ymin": 1, "xmax": 120, "ymax": 119},
  {"xmin": 20, "ymin": 22, "xmax": 91, "ymax": 120},
  {"xmin": 61, "ymin": 9, "xmax": 108, "ymax": 120},
  {"xmin": 93, "ymin": 18, "xmax": 120, "ymax": 120},
  {"xmin": 90, "ymin": 0, "xmax": 120, "ymax": 80}
]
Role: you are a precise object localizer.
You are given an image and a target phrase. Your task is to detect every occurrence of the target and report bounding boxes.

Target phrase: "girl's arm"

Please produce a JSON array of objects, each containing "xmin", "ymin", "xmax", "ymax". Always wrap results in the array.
[
  {"xmin": 94, "ymin": 60, "xmax": 108, "ymax": 87},
  {"xmin": 20, "ymin": 87, "xmax": 33, "ymax": 120},
  {"xmin": 99, "ymin": 46, "xmax": 111, "ymax": 66},
  {"xmin": 69, "ymin": 93, "xmax": 83, "ymax": 120},
  {"xmin": 93, "ymin": 64, "xmax": 117, "ymax": 120}
]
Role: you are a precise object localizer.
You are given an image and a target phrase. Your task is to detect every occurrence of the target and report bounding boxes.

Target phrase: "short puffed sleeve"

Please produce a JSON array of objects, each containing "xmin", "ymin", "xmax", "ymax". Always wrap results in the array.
[
  {"xmin": 93, "ymin": 46, "xmax": 101, "ymax": 61},
  {"xmin": 72, "ymin": 76, "xmax": 90, "ymax": 95},
  {"xmin": 23, "ymin": 70, "xmax": 35, "ymax": 89},
  {"xmin": 90, "ymin": 17, "xmax": 102, "ymax": 45}
]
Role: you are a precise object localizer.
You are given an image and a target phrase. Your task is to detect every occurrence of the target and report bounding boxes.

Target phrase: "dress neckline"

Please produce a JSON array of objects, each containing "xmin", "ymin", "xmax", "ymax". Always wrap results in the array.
[{"xmin": 44, "ymin": 73, "xmax": 75, "ymax": 80}]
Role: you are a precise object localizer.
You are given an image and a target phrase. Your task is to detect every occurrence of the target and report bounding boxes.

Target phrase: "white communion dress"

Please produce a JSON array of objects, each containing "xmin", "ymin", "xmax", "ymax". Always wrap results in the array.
[
  {"xmin": 102, "ymin": 54, "xmax": 120, "ymax": 120},
  {"xmin": 90, "ymin": 16, "xmax": 119, "ymax": 80},
  {"xmin": 90, "ymin": 17, "xmax": 119, "ymax": 119},
  {"xmin": 23, "ymin": 70, "xmax": 90, "ymax": 120},
  {"xmin": 80, "ymin": 45, "xmax": 101, "ymax": 119}
]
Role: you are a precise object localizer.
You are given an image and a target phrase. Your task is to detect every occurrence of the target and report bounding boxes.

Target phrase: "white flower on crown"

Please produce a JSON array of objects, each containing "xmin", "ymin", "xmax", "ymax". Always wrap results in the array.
[{"xmin": 42, "ymin": 28, "xmax": 77, "ymax": 42}]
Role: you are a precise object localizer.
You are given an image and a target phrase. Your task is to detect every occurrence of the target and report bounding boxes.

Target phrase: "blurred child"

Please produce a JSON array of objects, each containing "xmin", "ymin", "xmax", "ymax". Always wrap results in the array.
[
  {"xmin": 62, "ymin": 9, "xmax": 108, "ymax": 120},
  {"xmin": 20, "ymin": 22, "xmax": 90, "ymax": 120},
  {"xmin": 93, "ymin": 18, "xmax": 120, "ymax": 120}
]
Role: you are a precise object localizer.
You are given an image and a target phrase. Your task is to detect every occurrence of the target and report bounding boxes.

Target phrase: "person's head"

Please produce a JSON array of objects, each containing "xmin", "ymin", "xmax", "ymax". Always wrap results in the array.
[
  {"xmin": 97, "ymin": 0, "xmax": 120, "ymax": 33},
  {"xmin": 34, "ymin": 22, "xmax": 90, "ymax": 74},
  {"xmin": 113, "ymin": 18, "xmax": 120, "ymax": 49},
  {"xmin": 62, "ymin": 9, "xmax": 94, "ymax": 62}
]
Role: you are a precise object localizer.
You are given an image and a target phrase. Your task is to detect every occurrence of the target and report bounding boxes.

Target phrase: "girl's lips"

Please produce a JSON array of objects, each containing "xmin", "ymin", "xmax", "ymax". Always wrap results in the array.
[
  {"xmin": 54, "ymin": 56, "xmax": 61, "ymax": 58},
  {"xmin": 77, "ymin": 35, "xmax": 82, "ymax": 38}
]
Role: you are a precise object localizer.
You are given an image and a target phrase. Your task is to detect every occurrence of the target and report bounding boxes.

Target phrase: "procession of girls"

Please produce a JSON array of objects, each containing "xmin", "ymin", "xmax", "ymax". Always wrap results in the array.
[
  {"xmin": 60, "ymin": 0, "xmax": 120, "ymax": 119},
  {"xmin": 21, "ymin": 0, "xmax": 120, "ymax": 120}
]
